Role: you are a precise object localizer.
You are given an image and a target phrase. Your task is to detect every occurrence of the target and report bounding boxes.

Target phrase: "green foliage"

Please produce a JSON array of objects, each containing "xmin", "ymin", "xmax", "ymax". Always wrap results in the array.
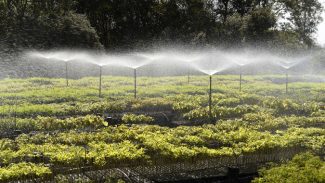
[
  {"xmin": 278, "ymin": 0, "xmax": 323, "ymax": 48},
  {"xmin": 0, "ymin": 163, "xmax": 51, "ymax": 182},
  {"xmin": 0, "ymin": 76, "xmax": 323, "ymax": 181},
  {"xmin": 35, "ymin": 115, "xmax": 107, "ymax": 130},
  {"xmin": 172, "ymin": 95, "xmax": 204, "ymax": 112},
  {"xmin": 263, "ymin": 97, "xmax": 319, "ymax": 116},
  {"xmin": 253, "ymin": 153, "xmax": 325, "ymax": 183},
  {"xmin": 184, "ymin": 105, "xmax": 258, "ymax": 121},
  {"xmin": 0, "ymin": 1, "xmax": 102, "ymax": 50},
  {"xmin": 88, "ymin": 140, "xmax": 147, "ymax": 167},
  {"xmin": 0, "ymin": 115, "xmax": 107, "ymax": 132},
  {"xmin": 121, "ymin": 114, "xmax": 154, "ymax": 124},
  {"xmin": 130, "ymin": 98, "xmax": 172, "ymax": 111},
  {"xmin": 2, "ymin": 0, "xmax": 322, "ymax": 49},
  {"xmin": 244, "ymin": 7, "xmax": 276, "ymax": 43}
]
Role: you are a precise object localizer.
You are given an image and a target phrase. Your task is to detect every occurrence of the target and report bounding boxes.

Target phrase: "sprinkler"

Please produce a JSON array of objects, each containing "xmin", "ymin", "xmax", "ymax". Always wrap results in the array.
[
  {"xmin": 273, "ymin": 56, "xmax": 306, "ymax": 95},
  {"xmin": 65, "ymin": 62, "xmax": 69, "ymax": 87},
  {"xmin": 99, "ymin": 66, "xmax": 102, "ymax": 98},
  {"xmin": 134, "ymin": 68, "xmax": 137, "ymax": 99},
  {"xmin": 209, "ymin": 75, "xmax": 212, "ymax": 122}
]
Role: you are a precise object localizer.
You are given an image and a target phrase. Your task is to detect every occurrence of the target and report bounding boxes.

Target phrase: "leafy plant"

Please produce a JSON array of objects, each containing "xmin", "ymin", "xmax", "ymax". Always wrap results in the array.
[
  {"xmin": 253, "ymin": 153, "xmax": 325, "ymax": 183},
  {"xmin": 121, "ymin": 114, "xmax": 154, "ymax": 124}
]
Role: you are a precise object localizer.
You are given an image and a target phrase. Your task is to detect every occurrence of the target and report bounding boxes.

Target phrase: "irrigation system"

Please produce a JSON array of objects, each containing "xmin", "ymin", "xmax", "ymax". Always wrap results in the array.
[
  {"xmin": 120, "ymin": 55, "xmax": 154, "ymax": 99},
  {"xmin": 272, "ymin": 57, "xmax": 304, "ymax": 95},
  {"xmin": 26, "ymin": 49, "xmax": 311, "ymax": 100},
  {"xmin": 228, "ymin": 53, "xmax": 254, "ymax": 92}
]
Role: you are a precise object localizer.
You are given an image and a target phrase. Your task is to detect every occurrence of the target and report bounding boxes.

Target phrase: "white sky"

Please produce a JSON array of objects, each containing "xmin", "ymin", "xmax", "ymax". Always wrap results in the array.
[{"xmin": 316, "ymin": 0, "xmax": 325, "ymax": 46}]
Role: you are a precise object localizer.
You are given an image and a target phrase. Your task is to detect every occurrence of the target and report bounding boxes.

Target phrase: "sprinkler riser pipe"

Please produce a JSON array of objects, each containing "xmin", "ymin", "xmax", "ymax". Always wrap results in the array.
[
  {"xmin": 65, "ymin": 62, "xmax": 69, "ymax": 87},
  {"xmin": 286, "ymin": 70, "xmax": 288, "ymax": 94},
  {"xmin": 187, "ymin": 64, "xmax": 190, "ymax": 84},
  {"xmin": 134, "ymin": 69, "xmax": 137, "ymax": 99},
  {"xmin": 99, "ymin": 66, "xmax": 102, "ymax": 98},
  {"xmin": 239, "ymin": 66, "xmax": 242, "ymax": 92},
  {"xmin": 188, "ymin": 73, "xmax": 190, "ymax": 84},
  {"xmin": 209, "ymin": 75, "xmax": 212, "ymax": 122}
]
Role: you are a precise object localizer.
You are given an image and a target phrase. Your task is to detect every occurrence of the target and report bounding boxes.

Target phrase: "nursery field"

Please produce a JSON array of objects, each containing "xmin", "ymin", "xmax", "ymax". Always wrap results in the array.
[{"xmin": 0, "ymin": 75, "xmax": 324, "ymax": 182}]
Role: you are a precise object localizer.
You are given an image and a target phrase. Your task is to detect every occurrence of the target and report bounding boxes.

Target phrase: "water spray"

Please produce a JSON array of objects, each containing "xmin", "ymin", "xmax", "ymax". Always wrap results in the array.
[
  {"xmin": 271, "ymin": 54, "xmax": 310, "ymax": 94},
  {"xmin": 118, "ymin": 54, "xmax": 153, "ymax": 99}
]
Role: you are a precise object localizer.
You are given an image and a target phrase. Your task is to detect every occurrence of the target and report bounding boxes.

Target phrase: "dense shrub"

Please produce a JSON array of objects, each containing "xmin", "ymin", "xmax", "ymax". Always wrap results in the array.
[{"xmin": 253, "ymin": 153, "xmax": 325, "ymax": 183}]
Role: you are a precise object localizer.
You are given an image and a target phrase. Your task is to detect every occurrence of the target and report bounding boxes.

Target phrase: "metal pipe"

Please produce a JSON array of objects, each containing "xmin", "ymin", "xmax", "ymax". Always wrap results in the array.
[
  {"xmin": 239, "ymin": 66, "xmax": 242, "ymax": 92},
  {"xmin": 99, "ymin": 66, "xmax": 102, "ymax": 98},
  {"xmin": 65, "ymin": 62, "xmax": 69, "ymax": 87},
  {"xmin": 134, "ymin": 68, "xmax": 137, "ymax": 99},
  {"xmin": 209, "ymin": 75, "xmax": 212, "ymax": 122},
  {"xmin": 286, "ymin": 69, "xmax": 288, "ymax": 94},
  {"xmin": 187, "ymin": 63, "xmax": 190, "ymax": 84},
  {"xmin": 187, "ymin": 72, "xmax": 190, "ymax": 84}
]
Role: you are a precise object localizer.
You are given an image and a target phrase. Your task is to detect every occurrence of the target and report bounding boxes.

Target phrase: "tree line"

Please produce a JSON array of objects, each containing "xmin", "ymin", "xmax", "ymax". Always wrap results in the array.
[{"xmin": 0, "ymin": 0, "xmax": 323, "ymax": 50}]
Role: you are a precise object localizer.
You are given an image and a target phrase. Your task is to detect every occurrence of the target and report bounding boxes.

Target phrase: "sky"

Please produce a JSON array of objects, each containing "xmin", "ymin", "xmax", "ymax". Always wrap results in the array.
[{"xmin": 316, "ymin": 0, "xmax": 325, "ymax": 46}]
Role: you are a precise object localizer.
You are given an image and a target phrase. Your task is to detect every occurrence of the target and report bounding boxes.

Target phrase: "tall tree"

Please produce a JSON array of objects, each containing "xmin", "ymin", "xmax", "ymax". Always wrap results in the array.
[
  {"xmin": 231, "ymin": 0, "xmax": 255, "ymax": 17},
  {"xmin": 244, "ymin": 7, "xmax": 276, "ymax": 42},
  {"xmin": 0, "ymin": 0, "xmax": 102, "ymax": 49},
  {"xmin": 214, "ymin": 0, "xmax": 232, "ymax": 24},
  {"xmin": 2, "ymin": 0, "xmax": 323, "ymax": 50},
  {"xmin": 279, "ymin": 0, "xmax": 323, "ymax": 48}
]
